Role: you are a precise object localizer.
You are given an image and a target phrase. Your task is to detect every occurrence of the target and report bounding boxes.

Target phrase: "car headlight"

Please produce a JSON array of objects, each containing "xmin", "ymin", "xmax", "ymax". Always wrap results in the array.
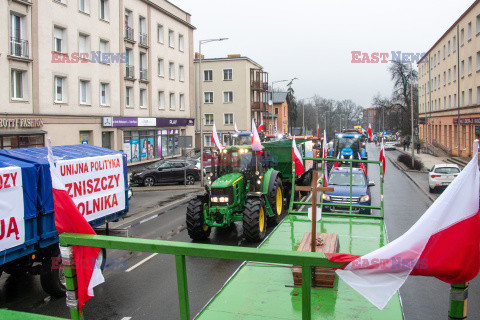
[
  {"xmin": 322, "ymin": 193, "xmax": 331, "ymax": 201},
  {"xmin": 360, "ymin": 195, "xmax": 370, "ymax": 202}
]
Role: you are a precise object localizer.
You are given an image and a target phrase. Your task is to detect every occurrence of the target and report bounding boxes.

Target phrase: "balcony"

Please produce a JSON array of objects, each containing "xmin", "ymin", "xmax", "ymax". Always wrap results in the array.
[
  {"xmin": 126, "ymin": 65, "xmax": 135, "ymax": 80},
  {"xmin": 10, "ymin": 37, "xmax": 29, "ymax": 59},
  {"xmin": 251, "ymin": 101, "xmax": 267, "ymax": 110},
  {"xmin": 139, "ymin": 33, "xmax": 148, "ymax": 47},
  {"xmin": 125, "ymin": 26, "xmax": 134, "ymax": 42},
  {"xmin": 140, "ymin": 69, "xmax": 148, "ymax": 82}
]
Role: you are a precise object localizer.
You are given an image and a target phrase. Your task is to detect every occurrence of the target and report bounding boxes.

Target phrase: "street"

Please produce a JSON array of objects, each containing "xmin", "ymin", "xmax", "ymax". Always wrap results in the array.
[{"xmin": 1, "ymin": 143, "xmax": 479, "ymax": 319}]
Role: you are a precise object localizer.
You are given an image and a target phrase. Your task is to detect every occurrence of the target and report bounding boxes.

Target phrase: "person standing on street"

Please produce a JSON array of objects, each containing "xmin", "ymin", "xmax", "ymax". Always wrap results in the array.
[
  {"xmin": 403, "ymin": 138, "xmax": 407, "ymax": 151},
  {"xmin": 416, "ymin": 141, "xmax": 421, "ymax": 154}
]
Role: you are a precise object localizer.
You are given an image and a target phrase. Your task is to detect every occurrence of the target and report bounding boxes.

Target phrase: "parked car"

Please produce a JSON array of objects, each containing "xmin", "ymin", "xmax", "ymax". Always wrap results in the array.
[
  {"xmin": 384, "ymin": 141, "xmax": 396, "ymax": 150},
  {"xmin": 322, "ymin": 167, "xmax": 375, "ymax": 215},
  {"xmin": 428, "ymin": 164, "xmax": 460, "ymax": 193},
  {"xmin": 130, "ymin": 159, "xmax": 200, "ymax": 186}
]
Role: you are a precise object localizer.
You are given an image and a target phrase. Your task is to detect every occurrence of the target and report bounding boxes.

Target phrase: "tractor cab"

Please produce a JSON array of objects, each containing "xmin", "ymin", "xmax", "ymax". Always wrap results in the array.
[
  {"xmin": 333, "ymin": 132, "xmax": 368, "ymax": 163},
  {"xmin": 232, "ymin": 132, "xmax": 253, "ymax": 146}
]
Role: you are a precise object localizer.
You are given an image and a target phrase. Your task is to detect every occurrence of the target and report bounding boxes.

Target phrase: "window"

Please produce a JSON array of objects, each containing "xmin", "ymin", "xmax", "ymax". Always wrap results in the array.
[
  {"xmin": 275, "ymin": 108, "xmax": 279, "ymax": 115},
  {"xmin": 99, "ymin": 0, "xmax": 109, "ymax": 21},
  {"xmin": 140, "ymin": 89, "xmax": 147, "ymax": 108},
  {"xmin": 448, "ymin": 40, "xmax": 451, "ymax": 55},
  {"xmin": 54, "ymin": 76, "xmax": 66, "ymax": 103},
  {"xmin": 461, "ymin": 28, "xmax": 464, "ymax": 46},
  {"xmin": 204, "ymin": 135, "xmax": 213, "ymax": 147},
  {"xmin": 168, "ymin": 30, "xmax": 174, "ymax": 48},
  {"xmin": 79, "ymin": 0, "xmax": 90, "ymax": 14},
  {"xmin": 469, "ymin": 89, "xmax": 473, "ymax": 106},
  {"xmin": 223, "ymin": 69, "xmax": 233, "ymax": 81},
  {"xmin": 139, "ymin": 17, "xmax": 147, "ymax": 46},
  {"xmin": 179, "ymin": 34, "xmax": 184, "ymax": 52},
  {"xmin": 461, "ymin": 60, "xmax": 465, "ymax": 78},
  {"xmin": 477, "ymin": 52, "xmax": 480, "ymax": 72},
  {"xmin": 79, "ymin": 80, "xmax": 91, "ymax": 105},
  {"xmin": 126, "ymin": 87, "xmax": 133, "ymax": 107},
  {"xmin": 443, "ymin": 45, "xmax": 445, "ymax": 60},
  {"xmin": 453, "ymin": 36, "xmax": 457, "ymax": 52},
  {"xmin": 100, "ymin": 83, "xmax": 110, "ymax": 106},
  {"xmin": 158, "ymin": 91, "xmax": 165, "ymax": 109},
  {"xmin": 224, "ymin": 113, "xmax": 233, "ymax": 125},
  {"xmin": 204, "ymin": 92, "xmax": 213, "ymax": 103},
  {"xmin": 477, "ymin": 87, "xmax": 480, "ymax": 105},
  {"xmin": 179, "ymin": 94, "xmax": 185, "ymax": 110},
  {"xmin": 443, "ymin": 72, "xmax": 446, "ymax": 86},
  {"xmin": 477, "ymin": 14, "xmax": 480, "ymax": 35},
  {"xmin": 468, "ymin": 56, "xmax": 472, "ymax": 75},
  {"xmin": 10, "ymin": 13, "xmax": 27, "ymax": 58},
  {"xmin": 453, "ymin": 65, "xmax": 457, "ymax": 81},
  {"xmin": 78, "ymin": 33, "xmax": 90, "ymax": 56},
  {"xmin": 461, "ymin": 91, "xmax": 465, "ymax": 107},
  {"xmin": 468, "ymin": 22, "xmax": 472, "ymax": 40},
  {"xmin": 438, "ymin": 50, "xmax": 440, "ymax": 64},
  {"xmin": 54, "ymin": 26, "xmax": 65, "ymax": 52},
  {"xmin": 11, "ymin": 69, "xmax": 26, "ymax": 100},
  {"xmin": 158, "ymin": 59, "xmax": 164, "ymax": 77},
  {"xmin": 54, "ymin": 0, "xmax": 67, "ymax": 4},
  {"xmin": 157, "ymin": 25, "xmax": 164, "ymax": 43},
  {"xmin": 449, "ymin": 95, "xmax": 452, "ymax": 108},
  {"xmin": 448, "ymin": 69, "xmax": 451, "ymax": 83},
  {"xmin": 444, "ymin": 97, "xmax": 446, "ymax": 108},
  {"xmin": 99, "ymin": 40, "xmax": 109, "ymax": 63},
  {"xmin": 204, "ymin": 70, "xmax": 213, "ymax": 81},
  {"xmin": 169, "ymin": 93, "xmax": 175, "ymax": 110},
  {"xmin": 169, "ymin": 62, "xmax": 175, "ymax": 80},
  {"xmin": 454, "ymin": 94, "xmax": 457, "ymax": 107},
  {"xmin": 179, "ymin": 65, "xmax": 185, "ymax": 82},
  {"xmin": 204, "ymin": 114, "xmax": 214, "ymax": 125},
  {"xmin": 223, "ymin": 91, "xmax": 233, "ymax": 103}
]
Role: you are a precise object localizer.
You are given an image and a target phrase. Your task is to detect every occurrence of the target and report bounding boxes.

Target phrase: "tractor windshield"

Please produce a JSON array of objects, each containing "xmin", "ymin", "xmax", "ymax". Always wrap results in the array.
[
  {"xmin": 217, "ymin": 150, "xmax": 257, "ymax": 175},
  {"xmin": 233, "ymin": 134, "xmax": 252, "ymax": 146},
  {"xmin": 337, "ymin": 136, "xmax": 360, "ymax": 155}
]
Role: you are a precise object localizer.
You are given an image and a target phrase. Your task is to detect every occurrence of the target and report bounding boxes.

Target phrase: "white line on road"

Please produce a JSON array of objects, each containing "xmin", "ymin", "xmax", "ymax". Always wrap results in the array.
[
  {"xmin": 121, "ymin": 317, "xmax": 132, "ymax": 320},
  {"xmin": 125, "ymin": 253, "xmax": 158, "ymax": 273}
]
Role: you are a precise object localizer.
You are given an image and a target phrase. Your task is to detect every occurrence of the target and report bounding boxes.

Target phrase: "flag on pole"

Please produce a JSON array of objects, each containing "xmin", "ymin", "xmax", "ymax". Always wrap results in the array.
[
  {"xmin": 358, "ymin": 153, "xmax": 367, "ymax": 176},
  {"xmin": 379, "ymin": 139, "xmax": 386, "ymax": 180},
  {"xmin": 47, "ymin": 139, "xmax": 104, "ymax": 312},
  {"xmin": 327, "ymin": 140, "xmax": 480, "ymax": 310},
  {"xmin": 234, "ymin": 122, "xmax": 239, "ymax": 133},
  {"xmin": 322, "ymin": 130, "xmax": 329, "ymax": 187},
  {"xmin": 251, "ymin": 119, "xmax": 263, "ymax": 153},
  {"xmin": 333, "ymin": 152, "xmax": 341, "ymax": 168},
  {"xmin": 257, "ymin": 121, "xmax": 264, "ymax": 133},
  {"xmin": 292, "ymin": 138, "xmax": 305, "ymax": 176},
  {"xmin": 275, "ymin": 119, "xmax": 278, "ymax": 135},
  {"xmin": 211, "ymin": 123, "xmax": 224, "ymax": 151},
  {"xmin": 367, "ymin": 123, "xmax": 373, "ymax": 141}
]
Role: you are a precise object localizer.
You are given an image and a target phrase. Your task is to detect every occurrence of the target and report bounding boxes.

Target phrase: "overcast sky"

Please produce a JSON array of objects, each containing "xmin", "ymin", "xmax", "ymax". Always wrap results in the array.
[{"xmin": 171, "ymin": 0, "xmax": 474, "ymax": 108}]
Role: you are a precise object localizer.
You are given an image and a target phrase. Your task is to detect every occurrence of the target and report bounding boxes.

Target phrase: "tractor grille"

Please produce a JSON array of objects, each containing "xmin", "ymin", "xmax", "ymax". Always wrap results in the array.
[
  {"xmin": 330, "ymin": 196, "xmax": 360, "ymax": 203},
  {"xmin": 210, "ymin": 187, "xmax": 234, "ymax": 206}
]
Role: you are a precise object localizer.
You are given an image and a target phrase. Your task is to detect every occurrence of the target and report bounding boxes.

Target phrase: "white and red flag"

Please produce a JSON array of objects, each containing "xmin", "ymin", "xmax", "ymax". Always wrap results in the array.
[
  {"xmin": 234, "ymin": 122, "xmax": 239, "ymax": 133},
  {"xmin": 257, "ymin": 121, "xmax": 264, "ymax": 133},
  {"xmin": 292, "ymin": 138, "xmax": 305, "ymax": 176},
  {"xmin": 327, "ymin": 140, "xmax": 480, "ymax": 310},
  {"xmin": 379, "ymin": 139, "xmax": 386, "ymax": 180},
  {"xmin": 367, "ymin": 123, "xmax": 373, "ymax": 141},
  {"xmin": 322, "ymin": 130, "xmax": 329, "ymax": 187},
  {"xmin": 47, "ymin": 139, "xmax": 104, "ymax": 312},
  {"xmin": 333, "ymin": 152, "xmax": 341, "ymax": 168},
  {"xmin": 358, "ymin": 153, "xmax": 367, "ymax": 176},
  {"xmin": 251, "ymin": 119, "xmax": 263, "ymax": 153},
  {"xmin": 211, "ymin": 123, "xmax": 224, "ymax": 151}
]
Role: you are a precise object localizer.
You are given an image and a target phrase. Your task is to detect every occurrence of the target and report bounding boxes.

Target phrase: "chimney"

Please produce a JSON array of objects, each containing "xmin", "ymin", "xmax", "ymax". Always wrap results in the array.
[
  {"xmin": 195, "ymin": 52, "xmax": 205, "ymax": 59},
  {"xmin": 227, "ymin": 54, "xmax": 241, "ymax": 58}
]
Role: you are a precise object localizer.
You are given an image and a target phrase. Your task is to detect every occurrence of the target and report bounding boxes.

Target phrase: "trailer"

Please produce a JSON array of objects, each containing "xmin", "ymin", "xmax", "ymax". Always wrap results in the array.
[{"xmin": 0, "ymin": 144, "xmax": 129, "ymax": 297}]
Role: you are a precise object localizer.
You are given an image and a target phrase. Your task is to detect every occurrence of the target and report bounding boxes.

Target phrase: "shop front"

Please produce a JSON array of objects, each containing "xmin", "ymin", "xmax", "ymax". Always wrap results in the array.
[
  {"xmin": 103, "ymin": 116, "xmax": 194, "ymax": 163},
  {"xmin": 0, "ymin": 117, "xmax": 45, "ymax": 149}
]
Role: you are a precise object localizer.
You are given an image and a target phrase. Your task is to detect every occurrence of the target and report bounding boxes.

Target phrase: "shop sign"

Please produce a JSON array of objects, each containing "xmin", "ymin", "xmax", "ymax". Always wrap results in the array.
[
  {"xmin": 0, "ymin": 118, "xmax": 43, "ymax": 129},
  {"xmin": 453, "ymin": 117, "xmax": 480, "ymax": 125},
  {"xmin": 102, "ymin": 117, "xmax": 195, "ymax": 127}
]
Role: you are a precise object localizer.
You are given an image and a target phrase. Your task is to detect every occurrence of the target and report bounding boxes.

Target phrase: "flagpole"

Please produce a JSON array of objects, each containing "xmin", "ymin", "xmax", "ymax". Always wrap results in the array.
[{"xmin": 449, "ymin": 283, "xmax": 468, "ymax": 319}]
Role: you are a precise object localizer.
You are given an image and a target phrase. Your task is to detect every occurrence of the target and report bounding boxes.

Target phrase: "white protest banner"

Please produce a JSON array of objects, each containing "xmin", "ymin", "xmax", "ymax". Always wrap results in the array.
[
  {"xmin": 58, "ymin": 154, "xmax": 126, "ymax": 222},
  {"xmin": 0, "ymin": 166, "xmax": 25, "ymax": 252}
]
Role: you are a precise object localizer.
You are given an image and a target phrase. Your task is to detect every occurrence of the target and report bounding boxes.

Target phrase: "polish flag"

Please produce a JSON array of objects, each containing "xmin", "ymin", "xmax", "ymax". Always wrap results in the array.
[
  {"xmin": 234, "ymin": 122, "xmax": 239, "ymax": 133},
  {"xmin": 367, "ymin": 123, "xmax": 373, "ymax": 141},
  {"xmin": 322, "ymin": 130, "xmax": 329, "ymax": 187},
  {"xmin": 327, "ymin": 140, "xmax": 480, "ymax": 310},
  {"xmin": 379, "ymin": 139, "xmax": 386, "ymax": 180},
  {"xmin": 47, "ymin": 139, "xmax": 104, "ymax": 312},
  {"xmin": 251, "ymin": 119, "xmax": 263, "ymax": 153},
  {"xmin": 211, "ymin": 123, "xmax": 224, "ymax": 151},
  {"xmin": 358, "ymin": 153, "xmax": 367, "ymax": 176},
  {"xmin": 333, "ymin": 152, "xmax": 341, "ymax": 168},
  {"xmin": 257, "ymin": 121, "xmax": 264, "ymax": 133},
  {"xmin": 292, "ymin": 138, "xmax": 305, "ymax": 176}
]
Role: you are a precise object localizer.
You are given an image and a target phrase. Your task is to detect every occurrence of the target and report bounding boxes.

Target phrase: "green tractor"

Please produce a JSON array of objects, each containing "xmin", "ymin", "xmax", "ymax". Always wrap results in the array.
[{"xmin": 186, "ymin": 139, "xmax": 312, "ymax": 242}]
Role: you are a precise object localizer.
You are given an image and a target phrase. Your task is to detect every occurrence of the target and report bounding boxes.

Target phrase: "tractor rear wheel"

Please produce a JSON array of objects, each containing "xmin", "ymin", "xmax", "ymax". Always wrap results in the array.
[
  {"xmin": 243, "ymin": 197, "xmax": 267, "ymax": 242},
  {"xmin": 268, "ymin": 177, "xmax": 285, "ymax": 226},
  {"xmin": 186, "ymin": 197, "xmax": 211, "ymax": 241}
]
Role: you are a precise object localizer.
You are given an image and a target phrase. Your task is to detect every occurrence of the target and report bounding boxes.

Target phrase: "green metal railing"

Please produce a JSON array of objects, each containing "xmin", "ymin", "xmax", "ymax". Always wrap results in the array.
[
  {"xmin": 58, "ymin": 233, "xmax": 345, "ymax": 320},
  {"xmin": 289, "ymin": 156, "xmax": 384, "ymax": 219}
]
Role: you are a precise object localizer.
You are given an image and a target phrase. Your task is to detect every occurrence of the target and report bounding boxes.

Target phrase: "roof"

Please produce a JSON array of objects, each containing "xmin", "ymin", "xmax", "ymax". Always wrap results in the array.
[
  {"xmin": 418, "ymin": 0, "xmax": 480, "ymax": 63},
  {"xmin": 194, "ymin": 56, "xmax": 263, "ymax": 69},
  {"xmin": 273, "ymin": 92, "xmax": 288, "ymax": 104}
]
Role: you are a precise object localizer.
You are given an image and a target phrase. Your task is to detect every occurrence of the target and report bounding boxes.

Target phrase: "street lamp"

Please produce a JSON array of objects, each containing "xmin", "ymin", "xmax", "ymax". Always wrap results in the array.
[
  {"xmin": 198, "ymin": 37, "xmax": 228, "ymax": 186},
  {"xmin": 270, "ymin": 80, "xmax": 288, "ymax": 135},
  {"xmin": 300, "ymin": 96, "xmax": 314, "ymax": 135}
]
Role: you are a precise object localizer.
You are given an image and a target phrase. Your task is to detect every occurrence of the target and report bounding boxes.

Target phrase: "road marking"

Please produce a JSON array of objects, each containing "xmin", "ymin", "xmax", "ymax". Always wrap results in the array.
[
  {"xmin": 121, "ymin": 318, "xmax": 132, "ymax": 320},
  {"xmin": 125, "ymin": 253, "xmax": 158, "ymax": 273}
]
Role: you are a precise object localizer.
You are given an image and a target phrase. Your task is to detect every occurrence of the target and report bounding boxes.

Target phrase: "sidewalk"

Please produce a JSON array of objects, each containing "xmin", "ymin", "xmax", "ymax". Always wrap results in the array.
[{"xmin": 394, "ymin": 146, "xmax": 449, "ymax": 172}]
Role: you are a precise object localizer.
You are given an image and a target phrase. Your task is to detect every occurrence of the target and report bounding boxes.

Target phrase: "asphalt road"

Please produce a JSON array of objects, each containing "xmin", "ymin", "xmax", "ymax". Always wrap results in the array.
[{"xmin": 1, "ymin": 144, "xmax": 479, "ymax": 319}]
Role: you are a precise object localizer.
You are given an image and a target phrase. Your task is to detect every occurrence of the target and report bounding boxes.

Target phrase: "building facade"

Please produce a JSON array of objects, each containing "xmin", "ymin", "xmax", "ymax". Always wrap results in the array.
[
  {"xmin": 2, "ymin": 0, "xmax": 194, "ymax": 163},
  {"xmin": 418, "ymin": 0, "xmax": 480, "ymax": 157},
  {"xmin": 266, "ymin": 92, "xmax": 288, "ymax": 135},
  {"xmin": 193, "ymin": 55, "xmax": 268, "ymax": 147},
  {"xmin": 362, "ymin": 107, "xmax": 377, "ymax": 131}
]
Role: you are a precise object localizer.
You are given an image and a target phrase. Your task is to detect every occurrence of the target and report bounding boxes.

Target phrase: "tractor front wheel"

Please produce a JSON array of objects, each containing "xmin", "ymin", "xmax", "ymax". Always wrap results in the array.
[
  {"xmin": 268, "ymin": 177, "xmax": 285, "ymax": 226},
  {"xmin": 243, "ymin": 197, "xmax": 267, "ymax": 242},
  {"xmin": 186, "ymin": 197, "xmax": 211, "ymax": 241}
]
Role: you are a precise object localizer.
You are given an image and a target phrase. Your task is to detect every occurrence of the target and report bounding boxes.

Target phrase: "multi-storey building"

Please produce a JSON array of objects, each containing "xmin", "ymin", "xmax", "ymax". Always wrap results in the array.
[
  {"xmin": 1, "ymin": 0, "xmax": 194, "ymax": 163},
  {"xmin": 266, "ymin": 92, "xmax": 288, "ymax": 135},
  {"xmin": 418, "ymin": 0, "xmax": 480, "ymax": 157},
  {"xmin": 194, "ymin": 55, "xmax": 268, "ymax": 147},
  {"xmin": 362, "ymin": 107, "xmax": 377, "ymax": 131}
]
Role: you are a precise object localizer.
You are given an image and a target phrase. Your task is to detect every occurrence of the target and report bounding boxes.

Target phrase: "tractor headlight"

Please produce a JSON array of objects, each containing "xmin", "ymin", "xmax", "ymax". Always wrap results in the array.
[
  {"xmin": 257, "ymin": 180, "xmax": 262, "ymax": 185},
  {"xmin": 255, "ymin": 171, "xmax": 260, "ymax": 175},
  {"xmin": 211, "ymin": 197, "xmax": 218, "ymax": 202},
  {"xmin": 322, "ymin": 193, "xmax": 331, "ymax": 201},
  {"xmin": 360, "ymin": 195, "xmax": 370, "ymax": 203}
]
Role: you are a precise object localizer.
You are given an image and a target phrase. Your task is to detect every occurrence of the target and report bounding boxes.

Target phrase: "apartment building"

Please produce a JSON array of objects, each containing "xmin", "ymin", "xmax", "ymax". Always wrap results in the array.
[
  {"xmin": 1, "ymin": 0, "xmax": 194, "ymax": 163},
  {"xmin": 194, "ymin": 55, "xmax": 268, "ymax": 147},
  {"xmin": 266, "ymin": 92, "xmax": 288, "ymax": 135},
  {"xmin": 362, "ymin": 107, "xmax": 377, "ymax": 131},
  {"xmin": 418, "ymin": 0, "xmax": 480, "ymax": 157}
]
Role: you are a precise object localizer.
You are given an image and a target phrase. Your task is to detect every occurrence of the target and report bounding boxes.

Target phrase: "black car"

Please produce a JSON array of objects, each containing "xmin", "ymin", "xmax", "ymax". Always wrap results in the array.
[{"xmin": 130, "ymin": 160, "xmax": 200, "ymax": 186}]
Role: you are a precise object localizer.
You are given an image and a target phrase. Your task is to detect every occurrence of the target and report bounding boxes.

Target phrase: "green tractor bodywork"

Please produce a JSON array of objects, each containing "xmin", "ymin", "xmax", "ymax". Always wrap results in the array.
[{"xmin": 186, "ymin": 139, "xmax": 312, "ymax": 242}]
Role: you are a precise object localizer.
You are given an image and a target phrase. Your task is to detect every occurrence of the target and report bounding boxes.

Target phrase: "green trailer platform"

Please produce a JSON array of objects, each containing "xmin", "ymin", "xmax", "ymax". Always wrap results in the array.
[{"xmin": 195, "ymin": 214, "xmax": 404, "ymax": 319}]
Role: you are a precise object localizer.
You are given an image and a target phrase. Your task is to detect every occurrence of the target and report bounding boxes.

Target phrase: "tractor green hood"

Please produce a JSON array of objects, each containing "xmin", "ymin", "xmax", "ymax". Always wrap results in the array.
[{"xmin": 211, "ymin": 173, "xmax": 243, "ymax": 188}]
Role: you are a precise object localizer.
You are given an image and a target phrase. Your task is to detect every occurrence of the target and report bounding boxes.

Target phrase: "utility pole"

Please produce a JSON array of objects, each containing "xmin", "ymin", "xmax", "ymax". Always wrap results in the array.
[{"xmin": 410, "ymin": 63, "xmax": 415, "ymax": 168}]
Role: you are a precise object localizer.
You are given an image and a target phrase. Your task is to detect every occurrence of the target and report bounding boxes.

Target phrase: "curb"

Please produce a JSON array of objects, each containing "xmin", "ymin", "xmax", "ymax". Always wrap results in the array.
[
  {"xmin": 387, "ymin": 155, "xmax": 436, "ymax": 202},
  {"xmin": 132, "ymin": 185, "xmax": 204, "ymax": 192}
]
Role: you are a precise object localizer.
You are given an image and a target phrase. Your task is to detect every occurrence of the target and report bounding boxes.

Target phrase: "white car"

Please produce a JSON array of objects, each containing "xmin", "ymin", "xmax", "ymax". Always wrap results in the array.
[
  {"xmin": 384, "ymin": 141, "xmax": 396, "ymax": 150},
  {"xmin": 428, "ymin": 164, "xmax": 461, "ymax": 193}
]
